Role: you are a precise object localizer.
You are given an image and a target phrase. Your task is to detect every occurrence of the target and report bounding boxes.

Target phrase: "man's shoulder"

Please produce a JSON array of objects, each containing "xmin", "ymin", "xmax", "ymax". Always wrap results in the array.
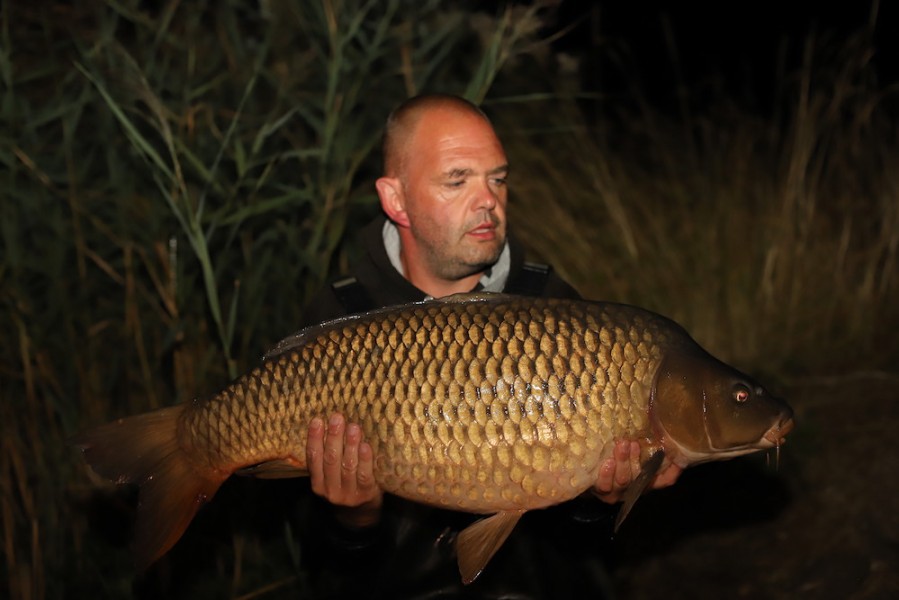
[
  {"xmin": 300, "ymin": 216, "xmax": 425, "ymax": 326},
  {"xmin": 505, "ymin": 236, "xmax": 581, "ymax": 300},
  {"xmin": 541, "ymin": 268, "xmax": 581, "ymax": 300},
  {"xmin": 503, "ymin": 261, "xmax": 577, "ymax": 300}
]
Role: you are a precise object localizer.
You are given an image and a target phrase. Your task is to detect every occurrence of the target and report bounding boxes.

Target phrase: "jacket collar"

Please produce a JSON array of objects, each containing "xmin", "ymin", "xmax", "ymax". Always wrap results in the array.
[{"xmin": 376, "ymin": 217, "xmax": 512, "ymax": 296}]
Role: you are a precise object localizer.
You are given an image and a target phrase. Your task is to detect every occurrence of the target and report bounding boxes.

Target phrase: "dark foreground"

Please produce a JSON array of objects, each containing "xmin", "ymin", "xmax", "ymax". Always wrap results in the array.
[{"xmin": 609, "ymin": 376, "xmax": 899, "ymax": 599}]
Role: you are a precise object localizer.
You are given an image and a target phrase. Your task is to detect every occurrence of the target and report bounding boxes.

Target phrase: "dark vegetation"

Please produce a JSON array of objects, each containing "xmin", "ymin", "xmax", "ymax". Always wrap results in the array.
[{"xmin": 2, "ymin": 1, "xmax": 897, "ymax": 598}]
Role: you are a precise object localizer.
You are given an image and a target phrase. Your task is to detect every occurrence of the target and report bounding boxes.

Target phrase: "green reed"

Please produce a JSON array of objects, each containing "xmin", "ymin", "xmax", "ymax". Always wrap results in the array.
[
  {"xmin": 2, "ymin": 2, "xmax": 897, "ymax": 598},
  {"xmin": 0, "ymin": 1, "xmax": 554, "ymax": 597}
]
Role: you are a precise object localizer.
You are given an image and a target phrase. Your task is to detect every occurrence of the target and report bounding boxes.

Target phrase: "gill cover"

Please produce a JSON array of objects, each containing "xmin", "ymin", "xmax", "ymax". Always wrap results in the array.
[{"xmin": 651, "ymin": 350, "xmax": 792, "ymax": 464}]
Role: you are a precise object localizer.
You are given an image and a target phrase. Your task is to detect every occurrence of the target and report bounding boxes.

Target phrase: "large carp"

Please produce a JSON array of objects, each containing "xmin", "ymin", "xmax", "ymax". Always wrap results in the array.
[{"xmin": 73, "ymin": 293, "xmax": 794, "ymax": 583}]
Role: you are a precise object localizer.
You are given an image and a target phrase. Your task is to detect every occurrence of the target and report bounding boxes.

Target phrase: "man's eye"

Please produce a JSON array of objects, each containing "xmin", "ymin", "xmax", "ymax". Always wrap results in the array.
[
  {"xmin": 447, "ymin": 180, "xmax": 465, "ymax": 188},
  {"xmin": 491, "ymin": 177, "xmax": 507, "ymax": 187}
]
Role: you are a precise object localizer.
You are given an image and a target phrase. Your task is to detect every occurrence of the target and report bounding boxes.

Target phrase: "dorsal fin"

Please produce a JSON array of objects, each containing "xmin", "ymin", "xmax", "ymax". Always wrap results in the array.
[
  {"xmin": 264, "ymin": 293, "xmax": 510, "ymax": 360},
  {"xmin": 437, "ymin": 291, "xmax": 509, "ymax": 303}
]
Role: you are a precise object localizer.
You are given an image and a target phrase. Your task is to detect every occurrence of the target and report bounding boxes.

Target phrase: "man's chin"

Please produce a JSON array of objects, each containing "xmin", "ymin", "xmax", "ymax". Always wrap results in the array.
[
  {"xmin": 471, "ymin": 237, "xmax": 505, "ymax": 258},
  {"xmin": 470, "ymin": 246, "xmax": 504, "ymax": 268},
  {"xmin": 437, "ymin": 259, "xmax": 499, "ymax": 282}
]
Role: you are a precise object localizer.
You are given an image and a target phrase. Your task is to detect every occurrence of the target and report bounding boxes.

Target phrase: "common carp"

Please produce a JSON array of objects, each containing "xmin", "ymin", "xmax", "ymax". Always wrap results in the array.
[{"xmin": 72, "ymin": 293, "xmax": 794, "ymax": 583}]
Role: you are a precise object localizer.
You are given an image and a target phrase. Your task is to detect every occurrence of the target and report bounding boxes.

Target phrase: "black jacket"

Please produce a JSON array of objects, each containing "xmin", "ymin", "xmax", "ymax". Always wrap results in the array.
[
  {"xmin": 299, "ymin": 216, "xmax": 582, "ymax": 327},
  {"xmin": 296, "ymin": 216, "xmax": 616, "ymax": 600}
]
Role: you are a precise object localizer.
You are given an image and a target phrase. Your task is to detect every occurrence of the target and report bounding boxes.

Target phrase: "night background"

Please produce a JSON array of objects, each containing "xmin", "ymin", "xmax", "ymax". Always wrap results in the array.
[{"xmin": 2, "ymin": 1, "xmax": 897, "ymax": 598}]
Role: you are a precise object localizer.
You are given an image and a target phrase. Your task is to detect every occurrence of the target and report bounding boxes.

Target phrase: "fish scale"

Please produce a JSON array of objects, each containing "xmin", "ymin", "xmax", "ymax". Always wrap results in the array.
[
  {"xmin": 180, "ymin": 295, "xmax": 667, "ymax": 512},
  {"xmin": 73, "ymin": 292, "xmax": 794, "ymax": 582}
]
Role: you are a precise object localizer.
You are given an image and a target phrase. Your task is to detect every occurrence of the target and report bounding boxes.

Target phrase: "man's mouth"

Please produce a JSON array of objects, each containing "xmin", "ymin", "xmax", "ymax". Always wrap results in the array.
[{"xmin": 467, "ymin": 222, "xmax": 497, "ymax": 239}]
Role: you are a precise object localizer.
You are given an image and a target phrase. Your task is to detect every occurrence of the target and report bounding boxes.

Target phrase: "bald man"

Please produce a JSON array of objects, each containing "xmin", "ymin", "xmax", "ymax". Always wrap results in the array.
[{"xmin": 295, "ymin": 95, "xmax": 680, "ymax": 598}]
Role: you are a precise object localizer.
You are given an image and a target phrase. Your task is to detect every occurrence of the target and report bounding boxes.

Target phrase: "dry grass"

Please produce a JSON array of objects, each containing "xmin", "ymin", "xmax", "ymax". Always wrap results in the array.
[
  {"xmin": 501, "ymin": 33, "xmax": 898, "ymax": 374},
  {"xmin": 1, "ymin": 2, "xmax": 897, "ymax": 598}
]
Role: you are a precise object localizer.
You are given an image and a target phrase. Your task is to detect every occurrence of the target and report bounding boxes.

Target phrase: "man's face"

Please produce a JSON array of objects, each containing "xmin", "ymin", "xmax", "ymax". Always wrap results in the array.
[{"xmin": 399, "ymin": 109, "xmax": 509, "ymax": 282}]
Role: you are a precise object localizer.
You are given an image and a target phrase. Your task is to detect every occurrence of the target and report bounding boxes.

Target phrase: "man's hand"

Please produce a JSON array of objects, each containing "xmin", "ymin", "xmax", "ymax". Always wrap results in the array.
[
  {"xmin": 592, "ymin": 440, "xmax": 683, "ymax": 504},
  {"xmin": 306, "ymin": 413, "xmax": 384, "ymax": 528}
]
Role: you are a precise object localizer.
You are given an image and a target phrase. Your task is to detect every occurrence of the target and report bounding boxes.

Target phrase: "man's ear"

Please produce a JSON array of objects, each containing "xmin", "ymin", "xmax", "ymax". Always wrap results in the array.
[{"xmin": 376, "ymin": 176, "xmax": 410, "ymax": 227}]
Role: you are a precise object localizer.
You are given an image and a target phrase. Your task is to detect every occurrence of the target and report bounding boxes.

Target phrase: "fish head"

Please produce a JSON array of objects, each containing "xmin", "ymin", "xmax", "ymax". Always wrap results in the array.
[{"xmin": 651, "ymin": 350, "xmax": 794, "ymax": 466}]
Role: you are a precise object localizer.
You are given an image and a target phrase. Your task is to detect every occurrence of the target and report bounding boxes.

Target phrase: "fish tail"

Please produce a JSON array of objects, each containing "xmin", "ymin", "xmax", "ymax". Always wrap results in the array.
[{"xmin": 71, "ymin": 405, "xmax": 224, "ymax": 568}]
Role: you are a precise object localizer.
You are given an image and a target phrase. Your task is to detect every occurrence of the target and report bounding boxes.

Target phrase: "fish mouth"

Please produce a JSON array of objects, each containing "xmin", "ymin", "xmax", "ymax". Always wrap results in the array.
[{"xmin": 762, "ymin": 416, "xmax": 795, "ymax": 447}]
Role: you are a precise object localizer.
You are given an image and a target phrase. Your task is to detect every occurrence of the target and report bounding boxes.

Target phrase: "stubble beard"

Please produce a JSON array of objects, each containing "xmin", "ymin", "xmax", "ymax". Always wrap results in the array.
[{"xmin": 414, "ymin": 218, "xmax": 506, "ymax": 281}]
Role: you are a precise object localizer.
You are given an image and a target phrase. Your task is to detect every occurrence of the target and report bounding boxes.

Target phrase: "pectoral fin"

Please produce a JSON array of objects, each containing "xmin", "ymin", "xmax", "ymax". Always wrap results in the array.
[
  {"xmin": 614, "ymin": 450, "xmax": 666, "ymax": 532},
  {"xmin": 235, "ymin": 458, "xmax": 307, "ymax": 479},
  {"xmin": 456, "ymin": 510, "xmax": 525, "ymax": 584}
]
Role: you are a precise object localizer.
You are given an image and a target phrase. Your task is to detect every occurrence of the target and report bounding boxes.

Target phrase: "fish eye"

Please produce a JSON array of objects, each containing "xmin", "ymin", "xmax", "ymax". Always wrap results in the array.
[{"xmin": 733, "ymin": 385, "xmax": 751, "ymax": 403}]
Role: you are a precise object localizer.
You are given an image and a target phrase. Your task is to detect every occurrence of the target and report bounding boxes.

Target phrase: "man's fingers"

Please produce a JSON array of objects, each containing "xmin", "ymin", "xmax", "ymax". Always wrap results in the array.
[
  {"xmin": 595, "ymin": 457, "xmax": 616, "ymax": 495},
  {"xmin": 341, "ymin": 423, "xmax": 362, "ymax": 494},
  {"xmin": 356, "ymin": 440, "xmax": 376, "ymax": 491},
  {"xmin": 323, "ymin": 413, "xmax": 346, "ymax": 495},
  {"xmin": 613, "ymin": 440, "xmax": 634, "ymax": 487},
  {"xmin": 629, "ymin": 440, "xmax": 641, "ymax": 478},
  {"xmin": 307, "ymin": 417, "xmax": 326, "ymax": 495},
  {"xmin": 653, "ymin": 463, "xmax": 683, "ymax": 489}
]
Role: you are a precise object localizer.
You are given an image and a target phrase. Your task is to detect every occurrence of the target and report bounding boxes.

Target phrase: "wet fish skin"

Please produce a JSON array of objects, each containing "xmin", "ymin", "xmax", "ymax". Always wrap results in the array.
[
  {"xmin": 184, "ymin": 296, "xmax": 671, "ymax": 509},
  {"xmin": 73, "ymin": 293, "xmax": 793, "ymax": 580}
]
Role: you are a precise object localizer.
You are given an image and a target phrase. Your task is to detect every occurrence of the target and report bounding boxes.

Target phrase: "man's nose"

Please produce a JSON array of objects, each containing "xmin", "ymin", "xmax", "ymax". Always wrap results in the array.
[{"xmin": 474, "ymin": 180, "xmax": 498, "ymax": 210}]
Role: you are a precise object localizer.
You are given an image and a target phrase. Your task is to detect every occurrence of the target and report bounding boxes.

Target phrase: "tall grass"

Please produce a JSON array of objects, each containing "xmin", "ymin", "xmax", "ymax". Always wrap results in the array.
[
  {"xmin": 500, "ymin": 31, "xmax": 898, "ymax": 374},
  {"xmin": 2, "ymin": 1, "xmax": 897, "ymax": 598},
  {"xmin": 1, "ymin": 1, "xmax": 554, "ymax": 597}
]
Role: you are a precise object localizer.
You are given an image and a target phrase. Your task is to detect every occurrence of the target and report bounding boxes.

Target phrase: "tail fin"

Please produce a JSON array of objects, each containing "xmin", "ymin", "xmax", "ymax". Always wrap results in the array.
[{"xmin": 71, "ymin": 405, "xmax": 225, "ymax": 568}]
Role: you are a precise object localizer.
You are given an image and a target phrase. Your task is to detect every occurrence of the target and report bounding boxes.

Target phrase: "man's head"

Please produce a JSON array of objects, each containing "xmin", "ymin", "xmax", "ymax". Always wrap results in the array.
[{"xmin": 376, "ymin": 94, "xmax": 509, "ymax": 297}]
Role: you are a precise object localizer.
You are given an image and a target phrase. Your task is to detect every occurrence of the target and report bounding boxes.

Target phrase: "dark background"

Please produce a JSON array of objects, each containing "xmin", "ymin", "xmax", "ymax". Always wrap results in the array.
[{"xmin": 554, "ymin": 1, "xmax": 897, "ymax": 101}]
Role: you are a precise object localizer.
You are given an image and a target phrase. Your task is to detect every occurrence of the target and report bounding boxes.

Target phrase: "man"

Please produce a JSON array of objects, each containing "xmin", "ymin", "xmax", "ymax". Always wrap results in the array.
[{"xmin": 297, "ymin": 94, "xmax": 681, "ymax": 598}]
